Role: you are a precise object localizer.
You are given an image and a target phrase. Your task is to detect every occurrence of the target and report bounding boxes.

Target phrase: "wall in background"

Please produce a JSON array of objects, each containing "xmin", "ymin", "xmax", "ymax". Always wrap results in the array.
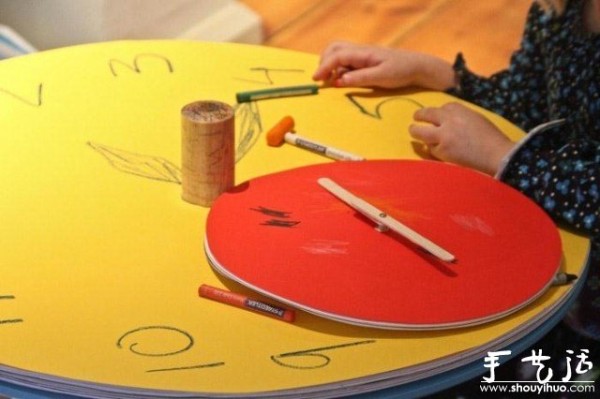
[{"xmin": 0, "ymin": 0, "xmax": 262, "ymax": 50}]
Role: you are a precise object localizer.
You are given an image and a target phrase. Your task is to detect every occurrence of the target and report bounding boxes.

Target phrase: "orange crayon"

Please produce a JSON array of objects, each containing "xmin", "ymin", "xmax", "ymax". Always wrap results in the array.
[{"xmin": 199, "ymin": 284, "xmax": 295, "ymax": 323}]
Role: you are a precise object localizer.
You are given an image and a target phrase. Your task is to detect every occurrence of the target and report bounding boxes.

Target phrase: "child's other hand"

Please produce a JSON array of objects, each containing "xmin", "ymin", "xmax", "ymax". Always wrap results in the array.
[
  {"xmin": 312, "ymin": 41, "xmax": 455, "ymax": 91},
  {"xmin": 409, "ymin": 102, "xmax": 515, "ymax": 175}
]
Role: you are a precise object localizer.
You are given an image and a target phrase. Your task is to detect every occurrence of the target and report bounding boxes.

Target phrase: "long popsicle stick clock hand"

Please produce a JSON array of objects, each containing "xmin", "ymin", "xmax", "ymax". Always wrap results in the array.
[{"xmin": 317, "ymin": 177, "xmax": 456, "ymax": 263}]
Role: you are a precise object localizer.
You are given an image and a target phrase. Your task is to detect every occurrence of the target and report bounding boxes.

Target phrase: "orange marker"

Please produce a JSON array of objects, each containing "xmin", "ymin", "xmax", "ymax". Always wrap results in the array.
[
  {"xmin": 199, "ymin": 284, "xmax": 295, "ymax": 323},
  {"xmin": 266, "ymin": 116, "xmax": 364, "ymax": 161}
]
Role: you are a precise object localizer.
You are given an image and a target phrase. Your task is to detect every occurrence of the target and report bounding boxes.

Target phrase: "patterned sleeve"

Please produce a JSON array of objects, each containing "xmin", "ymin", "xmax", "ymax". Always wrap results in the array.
[
  {"xmin": 447, "ymin": 4, "xmax": 549, "ymax": 131},
  {"xmin": 504, "ymin": 119, "xmax": 600, "ymax": 342},
  {"xmin": 498, "ymin": 118, "xmax": 600, "ymax": 240}
]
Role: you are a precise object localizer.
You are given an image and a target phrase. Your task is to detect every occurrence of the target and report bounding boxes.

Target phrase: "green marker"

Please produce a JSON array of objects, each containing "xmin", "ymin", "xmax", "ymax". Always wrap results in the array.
[{"xmin": 236, "ymin": 84, "xmax": 319, "ymax": 103}]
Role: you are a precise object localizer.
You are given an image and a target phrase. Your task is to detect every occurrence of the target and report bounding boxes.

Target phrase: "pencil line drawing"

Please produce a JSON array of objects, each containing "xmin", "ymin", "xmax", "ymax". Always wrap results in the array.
[
  {"xmin": 271, "ymin": 340, "xmax": 376, "ymax": 369},
  {"xmin": 235, "ymin": 67, "xmax": 305, "ymax": 85},
  {"xmin": 0, "ymin": 83, "xmax": 43, "ymax": 107},
  {"xmin": 450, "ymin": 214, "xmax": 495, "ymax": 237},
  {"xmin": 346, "ymin": 94, "xmax": 424, "ymax": 119},
  {"xmin": 0, "ymin": 319, "xmax": 23, "ymax": 325},
  {"xmin": 235, "ymin": 101, "xmax": 262, "ymax": 162},
  {"xmin": 117, "ymin": 326, "xmax": 227, "ymax": 374},
  {"xmin": 116, "ymin": 326, "xmax": 194, "ymax": 357},
  {"xmin": 146, "ymin": 362, "xmax": 226, "ymax": 373},
  {"xmin": 262, "ymin": 219, "xmax": 301, "ymax": 228},
  {"xmin": 109, "ymin": 53, "xmax": 174, "ymax": 77},
  {"xmin": 0, "ymin": 295, "xmax": 23, "ymax": 325},
  {"xmin": 301, "ymin": 239, "xmax": 349, "ymax": 255},
  {"xmin": 250, "ymin": 207, "xmax": 291, "ymax": 219},
  {"xmin": 88, "ymin": 104, "xmax": 260, "ymax": 182},
  {"xmin": 87, "ymin": 142, "xmax": 182, "ymax": 184},
  {"xmin": 251, "ymin": 206, "xmax": 300, "ymax": 228}
]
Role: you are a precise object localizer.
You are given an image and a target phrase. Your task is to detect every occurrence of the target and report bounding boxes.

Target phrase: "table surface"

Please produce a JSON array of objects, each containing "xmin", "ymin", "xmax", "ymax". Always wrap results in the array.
[{"xmin": 0, "ymin": 40, "xmax": 591, "ymax": 398}]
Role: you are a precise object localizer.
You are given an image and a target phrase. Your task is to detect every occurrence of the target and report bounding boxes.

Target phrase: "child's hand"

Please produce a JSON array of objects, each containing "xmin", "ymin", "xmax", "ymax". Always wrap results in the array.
[
  {"xmin": 408, "ymin": 102, "xmax": 516, "ymax": 175},
  {"xmin": 312, "ymin": 41, "xmax": 455, "ymax": 90}
]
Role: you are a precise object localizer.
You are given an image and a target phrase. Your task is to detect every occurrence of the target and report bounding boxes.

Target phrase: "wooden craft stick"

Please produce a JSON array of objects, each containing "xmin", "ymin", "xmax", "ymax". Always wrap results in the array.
[
  {"xmin": 181, "ymin": 100, "xmax": 235, "ymax": 207},
  {"xmin": 318, "ymin": 177, "xmax": 456, "ymax": 263}
]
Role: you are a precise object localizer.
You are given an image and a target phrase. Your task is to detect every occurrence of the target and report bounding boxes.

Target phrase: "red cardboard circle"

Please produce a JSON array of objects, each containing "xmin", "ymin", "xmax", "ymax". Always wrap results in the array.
[{"xmin": 205, "ymin": 160, "xmax": 562, "ymax": 329}]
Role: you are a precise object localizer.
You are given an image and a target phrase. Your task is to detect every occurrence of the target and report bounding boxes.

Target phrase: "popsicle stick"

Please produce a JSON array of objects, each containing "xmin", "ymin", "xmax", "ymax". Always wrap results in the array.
[{"xmin": 318, "ymin": 177, "xmax": 456, "ymax": 263}]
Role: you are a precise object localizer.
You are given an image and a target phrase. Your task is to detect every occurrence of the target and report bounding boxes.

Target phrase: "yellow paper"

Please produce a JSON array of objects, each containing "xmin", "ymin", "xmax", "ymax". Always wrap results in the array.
[{"xmin": 0, "ymin": 40, "xmax": 590, "ymax": 396}]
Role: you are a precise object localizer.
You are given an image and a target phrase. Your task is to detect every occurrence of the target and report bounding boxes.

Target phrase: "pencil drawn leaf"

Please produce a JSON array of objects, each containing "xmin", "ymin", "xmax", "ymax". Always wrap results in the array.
[
  {"xmin": 88, "ymin": 142, "xmax": 181, "ymax": 184},
  {"xmin": 235, "ymin": 102, "xmax": 262, "ymax": 162}
]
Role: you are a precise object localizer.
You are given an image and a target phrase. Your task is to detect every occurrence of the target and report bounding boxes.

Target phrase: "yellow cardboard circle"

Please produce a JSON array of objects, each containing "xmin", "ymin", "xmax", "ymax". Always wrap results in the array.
[{"xmin": 0, "ymin": 40, "xmax": 589, "ymax": 397}]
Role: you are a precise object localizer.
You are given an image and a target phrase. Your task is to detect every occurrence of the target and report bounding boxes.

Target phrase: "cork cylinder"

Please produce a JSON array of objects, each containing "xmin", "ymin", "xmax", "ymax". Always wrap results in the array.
[{"xmin": 181, "ymin": 101, "xmax": 235, "ymax": 207}]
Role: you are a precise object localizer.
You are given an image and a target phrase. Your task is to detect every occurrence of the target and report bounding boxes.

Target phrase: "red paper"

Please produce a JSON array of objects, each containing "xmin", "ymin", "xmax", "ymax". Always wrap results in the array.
[{"xmin": 205, "ymin": 160, "xmax": 562, "ymax": 329}]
